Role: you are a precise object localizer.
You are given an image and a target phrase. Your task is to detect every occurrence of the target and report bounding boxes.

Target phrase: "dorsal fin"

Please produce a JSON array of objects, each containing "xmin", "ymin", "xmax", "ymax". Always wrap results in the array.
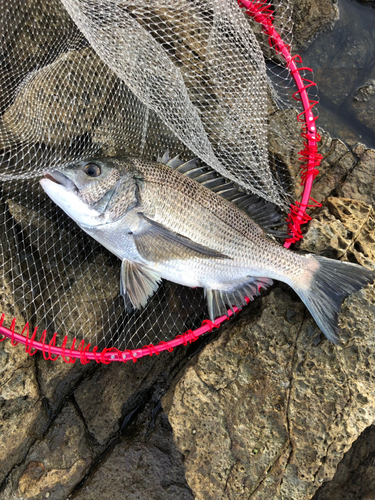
[{"xmin": 158, "ymin": 151, "xmax": 288, "ymax": 238}]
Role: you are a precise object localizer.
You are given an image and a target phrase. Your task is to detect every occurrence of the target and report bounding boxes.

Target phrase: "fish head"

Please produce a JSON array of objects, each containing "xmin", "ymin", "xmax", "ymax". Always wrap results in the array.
[{"xmin": 40, "ymin": 158, "xmax": 138, "ymax": 228}]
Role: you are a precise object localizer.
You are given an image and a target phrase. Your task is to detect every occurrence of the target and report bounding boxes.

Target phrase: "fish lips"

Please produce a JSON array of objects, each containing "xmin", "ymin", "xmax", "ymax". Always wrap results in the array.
[{"xmin": 44, "ymin": 171, "xmax": 77, "ymax": 192}]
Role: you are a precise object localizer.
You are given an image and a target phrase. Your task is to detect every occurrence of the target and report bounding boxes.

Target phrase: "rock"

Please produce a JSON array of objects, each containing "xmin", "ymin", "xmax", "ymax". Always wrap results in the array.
[
  {"xmin": 3, "ymin": 48, "xmax": 115, "ymax": 145},
  {"xmin": 313, "ymin": 424, "xmax": 375, "ymax": 500},
  {"xmin": 338, "ymin": 149, "xmax": 375, "ymax": 206},
  {"xmin": 0, "ymin": 202, "xmax": 50, "ymax": 484},
  {"xmin": 300, "ymin": 197, "xmax": 375, "ymax": 269},
  {"xmin": 0, "ymin": 316, "xmax": 49, "ymax": 484},
  {"xmin": 0, "ymin": 0, "xmax": 80, "ymax": 115},
  {"xmin": 268, "ymin": 108, "xmax": 303, "ymax": 199},
  {"xmin": 91, "ymin": 81, "xmax": 189, "ymax": 160},
  {"xmin": 291, "ymin": 0, "xmax": 339, "ymax": 51},
  {"xmin": 310, "ymin": 139, "xmax": 356, "ymax": 204},
  {"xmin": 36, "ymin": 358, "xmax": 93, "ymax": 415},
  {"xmin": 74, "ymin": 442, "xmax": 193, "ymax": 500},
  {"xmin": 5, "ymin": 196, "xmax": 122, "ymax": 347},
  {"xmin": 350, "ymin": 78, "xmax": 375, "ymax": 132},
  {"xmin": 3, "ymin": 403, "xmax": 93, "ymax": 499},
  {"xmin": 163, "ymin": 195, "xmax": 375, "ymax": 500},
  {"xmin": 73, "ymin": 403, "xmax": 193, "ymax": 500},
  {"xmin": 74, "ymin": 347, "xmax": 189, "ymax": 447},
  {"xmin": 355, "ymin": 0, "xmax": 375, "ymax": 6}
]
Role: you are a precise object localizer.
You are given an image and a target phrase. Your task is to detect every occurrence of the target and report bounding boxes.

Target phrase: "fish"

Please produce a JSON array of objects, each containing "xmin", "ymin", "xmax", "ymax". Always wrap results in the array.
[{"xmin": 40, "ymin": 153, "xmax": 374, "ymax": 344}]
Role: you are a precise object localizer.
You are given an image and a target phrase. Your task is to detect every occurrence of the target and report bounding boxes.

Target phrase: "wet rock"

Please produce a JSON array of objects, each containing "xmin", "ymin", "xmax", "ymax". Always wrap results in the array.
[
  {"xmin": 3, "ymin": 48, "xmax": 116, "ymax": 145},
  {"xmin": 291, "ymin": 0, "xmax": 339, "ymax": 51},
  {"xmin": 356, "ymin": 0, "xmax": 375, "ymax": 6},
  {"xmin": 74, "ymin": 348, "xmax": 188, "ymax": 447},
  {"xmin": 310, "ymin": 32, "xmax": 373, "ymax": 108},
  {"xmin": 73, "ymin": 402, "xmax": 193, "ymax": 500},
  {"xmin": 350, "ymin": 78, "xmax": 375, "ymax": 132},
  {"xmin": 299, "ymin": 0, "xmax": 375, "ymax": 148},
  {"xmin": 338, "ymin": 149, "xmax": 375, "ymax": 206},
  {"xmin": 3, "ymin": 403, "xmax": 93, "ymax": 499}
]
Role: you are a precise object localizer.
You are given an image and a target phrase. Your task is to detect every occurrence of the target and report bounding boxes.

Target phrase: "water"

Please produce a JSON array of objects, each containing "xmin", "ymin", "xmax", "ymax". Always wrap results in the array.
[{"xmin": 301, "ymin": 0, "xmax": 375, "ymax": 148}]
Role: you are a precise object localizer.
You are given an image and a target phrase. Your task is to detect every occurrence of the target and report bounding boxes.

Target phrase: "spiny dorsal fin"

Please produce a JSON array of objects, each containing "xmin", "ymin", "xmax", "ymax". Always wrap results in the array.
[{"xmin": 158, "ymin": 151, "xmax": 287, "ymax": 237}]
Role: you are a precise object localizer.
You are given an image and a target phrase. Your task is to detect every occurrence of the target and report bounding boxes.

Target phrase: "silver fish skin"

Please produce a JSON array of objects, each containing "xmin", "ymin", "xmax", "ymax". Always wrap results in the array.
[{"xmin": 40, "ymin": 156, "xmax": 374, "ymax": 343}]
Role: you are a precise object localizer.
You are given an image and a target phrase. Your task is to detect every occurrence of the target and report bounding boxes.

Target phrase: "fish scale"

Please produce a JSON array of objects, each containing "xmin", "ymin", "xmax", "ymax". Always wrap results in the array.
[
  {"xmin": 40, "ymin": 155, "xmax": 374, "ymax": 344},
  {"xmin": 134, "ymin": 159, "xmax": 303, "ymax": 279}
]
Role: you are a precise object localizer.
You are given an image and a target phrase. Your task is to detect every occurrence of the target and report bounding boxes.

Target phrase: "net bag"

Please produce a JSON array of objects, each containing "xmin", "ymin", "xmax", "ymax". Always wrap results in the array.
[{"xmin": 0, "ymin": 0, "xmax": 321, "ymax": 362}]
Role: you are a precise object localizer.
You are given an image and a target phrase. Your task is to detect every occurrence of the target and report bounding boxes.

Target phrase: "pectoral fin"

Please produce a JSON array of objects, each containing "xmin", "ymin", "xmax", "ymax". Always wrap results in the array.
[
  {"xmin": 120, "ymin": 260, "xmax": 162, "ymax": 310},
  {"xmin": 134, "ymin": 214, "xmax": 230, "ymax": 262}
]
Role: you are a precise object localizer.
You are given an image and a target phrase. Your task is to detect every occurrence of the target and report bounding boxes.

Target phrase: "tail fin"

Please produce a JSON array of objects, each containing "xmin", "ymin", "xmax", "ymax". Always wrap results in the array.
[{"xmin": 297, "ymin": 256, "xmax": 374, "ymax": 344}]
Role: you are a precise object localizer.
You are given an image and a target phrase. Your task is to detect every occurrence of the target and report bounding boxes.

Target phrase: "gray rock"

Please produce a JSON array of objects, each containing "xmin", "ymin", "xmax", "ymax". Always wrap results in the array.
[
  {"xmin": 72, "ymin": 404, "xmax": 194, "ymax": 500},
  {"xmin": 291, "ymin": 0, "xmax": 339, "ymax": 51},
  {"xmin": 338, "ymin": 149, "xmax": 375, "ymax": 206},
  {"xmin": 3, "ymin": 403, "xmax": 93, "ymax": 499},
  {"xmin": 3, "ymin": 48, "xmax": 115, "ymax": 145},
  {"xmin": 355, "ymin": 0, "xmax": 375, "ymax": 6},
  {"xmin": 74, "ymin": 347, "xmax": 189, "ymax": 447},
  {"xmin": 351, "ymin": 78, "xmax": 375, "ymax": 132},
  {"xmin": 313, "ymin": 424, "xmax": 375, "ymax": 500}
]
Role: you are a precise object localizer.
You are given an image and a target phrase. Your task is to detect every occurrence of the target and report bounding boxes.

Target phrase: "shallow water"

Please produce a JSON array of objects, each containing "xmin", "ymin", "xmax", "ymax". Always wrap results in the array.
[{"xmin": 301, "ymin": 0, "xmax": 375, "ymax": 148}]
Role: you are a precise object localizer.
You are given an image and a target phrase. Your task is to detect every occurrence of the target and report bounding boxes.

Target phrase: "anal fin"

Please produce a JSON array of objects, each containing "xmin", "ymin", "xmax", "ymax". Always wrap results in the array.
[
  {"xmin": 205, "ymin": 278, "xmax": 273, "ymax": 321},
  {"xmin": 120, "ymin": 260, "xmax": 162, "ymax": 310}
]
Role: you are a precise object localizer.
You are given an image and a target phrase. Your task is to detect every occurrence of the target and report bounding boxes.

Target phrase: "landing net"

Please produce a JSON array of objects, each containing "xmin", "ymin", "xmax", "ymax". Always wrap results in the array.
[{"xmin": 0, "ymin": 0, "xmax": 321, "ymax": 362}]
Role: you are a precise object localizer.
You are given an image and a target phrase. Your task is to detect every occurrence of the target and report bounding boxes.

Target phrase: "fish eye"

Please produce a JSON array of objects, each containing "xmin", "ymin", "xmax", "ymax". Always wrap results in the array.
[{"xmin": 84, "ymin": 163, "xmax": 101, "ymax": 177}]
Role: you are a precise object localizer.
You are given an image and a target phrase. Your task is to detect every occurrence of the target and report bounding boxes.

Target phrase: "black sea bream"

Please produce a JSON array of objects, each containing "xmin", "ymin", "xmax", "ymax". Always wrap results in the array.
[{"xmin": 40, "ymin": 154, "xmax": 374, "ymax": 343}]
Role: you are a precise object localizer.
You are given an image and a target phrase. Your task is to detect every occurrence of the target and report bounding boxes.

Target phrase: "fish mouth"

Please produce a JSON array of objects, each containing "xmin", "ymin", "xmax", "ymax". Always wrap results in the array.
[{"xmin": 44, "ymin": 171, "xmax": 77, "ymax": 192}]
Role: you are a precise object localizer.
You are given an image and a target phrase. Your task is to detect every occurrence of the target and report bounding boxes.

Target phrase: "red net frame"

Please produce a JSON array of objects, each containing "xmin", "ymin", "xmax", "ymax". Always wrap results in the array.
[{"xmin": 0, "ymin": 0, "xmax": 322, "ymax": 363}]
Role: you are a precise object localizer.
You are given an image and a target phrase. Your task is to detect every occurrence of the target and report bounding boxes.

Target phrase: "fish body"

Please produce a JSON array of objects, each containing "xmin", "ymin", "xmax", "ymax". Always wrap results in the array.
[{"xmin": 40, "ymin": 155, "xmax": 374, "ymax": 343}]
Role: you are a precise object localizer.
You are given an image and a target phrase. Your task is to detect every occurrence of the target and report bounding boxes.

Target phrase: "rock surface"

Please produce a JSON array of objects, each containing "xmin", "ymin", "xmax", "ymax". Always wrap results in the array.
[
  {"xmin": 163, "ymin": 195, "xmax": 375, "ymax": 500},
  {"xmin": 301, "ymin": 0, "xmax": 375, "ymax": 147},
  {"xmin": 313, "ymin": 423, "xmax": 375, "ymax": 500},
  {"xmin": 0, "ymin": 342, "xmax": 196, "ymax": 498},
  {"xmin": 3, "ymin": 48, "xmax": 115, "ymax": 145},
  {"xmin": 350, "ymin": 77, "xmax": 375, "ymax": 132},
  {"xmin": 291, "ymin": 0, "xmax": 339, "ymax": 51}
]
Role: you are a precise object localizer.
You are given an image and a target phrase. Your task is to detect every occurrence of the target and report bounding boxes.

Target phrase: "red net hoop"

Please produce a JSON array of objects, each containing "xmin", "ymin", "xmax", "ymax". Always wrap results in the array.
[{"xmin": 0, "ymin": 0, "xmax": 322, "ymax": 363}]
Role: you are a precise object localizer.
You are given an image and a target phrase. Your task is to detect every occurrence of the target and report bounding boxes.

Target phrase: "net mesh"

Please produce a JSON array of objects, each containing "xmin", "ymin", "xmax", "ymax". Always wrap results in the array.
[{"xmin": 0, "ymin": 0, "xmax": 312, "ymax": 354}]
